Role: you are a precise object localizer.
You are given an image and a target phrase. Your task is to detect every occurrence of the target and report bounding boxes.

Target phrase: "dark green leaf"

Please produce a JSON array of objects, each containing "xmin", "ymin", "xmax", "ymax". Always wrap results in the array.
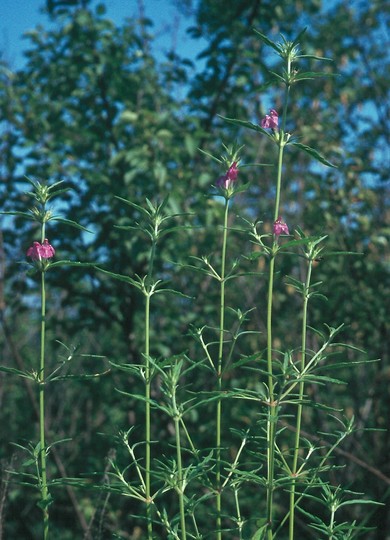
[{"xmin": 290, "ymin": 142, "xmax": 337, "ymax": 167}]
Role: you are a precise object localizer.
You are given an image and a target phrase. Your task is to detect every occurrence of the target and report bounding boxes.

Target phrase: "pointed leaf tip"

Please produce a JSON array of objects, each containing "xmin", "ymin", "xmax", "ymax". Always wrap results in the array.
[{"xmin": 291, "ymin": 142, "xmax": 337, "ymax": 168}]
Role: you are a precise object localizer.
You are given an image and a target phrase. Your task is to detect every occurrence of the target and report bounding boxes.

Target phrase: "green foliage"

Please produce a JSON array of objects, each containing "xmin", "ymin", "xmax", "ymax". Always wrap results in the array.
[{"xmin": 0, "ymin": 0, "xmax": 388, "ymax": 538}]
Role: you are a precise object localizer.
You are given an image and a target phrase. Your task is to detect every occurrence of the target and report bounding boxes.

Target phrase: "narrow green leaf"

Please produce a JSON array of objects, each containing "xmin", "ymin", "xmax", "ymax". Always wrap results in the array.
[
  {"xmin": 298, "ymin": 54, "xmax": 333, "ymax": 62},
  {"xmin": 197, "ymin": 147, "xmax": 223, "ymax": 164},
  {"xmin": 0, "ymin": 211, "xmax": 35, "ymax": 220},
  {"xmin": 268, "ymin": 70, "xmax": 286, "ymax": 83},
  {"xmin": 219, "ymin": 116, "xmax": 274, "ymax": 139},
  {"xmin": 251, "ymin": 521, "xmax": 268, "ymax": 540},
  {"xmin": 339, "ymin": 499, "xmax": 384, "ymax": 508},
  {"xmin": 10, "ymin": 442, "xmax": 32, "ymax": 452},
  {"xmin": 51, "ymin": 217, "xmax": 92, "ymax": 232},
  {"xmin": 115, "ymin": 195, "xmax": 151, "ymax": 216},
  {"xmin": 115, "ymin": 389, "xmax": 160, "ymax": 408},
  {"xmin": 109, "ymin": 363, "xmax": 147, "ymax": 385},
  {"xmin": 22, "ymin": 459, "xmax": 36, "ymax": 467},
  {"xmin": 154, "ymin": 288, "xmax": 192, "ymax": 299},
  {"xmin": 278, "ymin": 236, "xmax": 327, "ymax": 250},
  {"xmin": 292, "ymin": 27, "xmax": 307, "ymax": 47},
  {"xmin": 94, "ymin": 266, "xmax": 142, "ymax": 289},
  {"xmin": 284, "ymin": 276, "xmax": 304, "ymax": 287},
  {"xmin": 253, "ymin": 29, "xmax": 281, "ymax": 53},
  {"xmin": 49, "ymin": 369, "xmax": 110, "ymax": 382},
  {"xmin": 291, "ymin": 142, "xmax": 337, "ymax": 168},
  {"xmin": 293, "ymin": 71, "xmax": 337, "ymax": 81},
  {"xmin": 49, "ymin": 261, "xmax": 97, "ymax": 268},
  {"xmin": 44, "ymin": 179, "xmax": 66, "ymax": 190},
  {"xmin": 0, "ymin": 366, "xmax": 35, "ymax": 379},
  {"xmin": 46, "ymin": 188, "xmax": 71, "ymax": 198},
  {"xmin": 322, "ymin": 251, "xmax": 362, "ymax": 257},
  {"xmin": 301, "ymin": 374, "xmax": 346, "ymax": 385}
]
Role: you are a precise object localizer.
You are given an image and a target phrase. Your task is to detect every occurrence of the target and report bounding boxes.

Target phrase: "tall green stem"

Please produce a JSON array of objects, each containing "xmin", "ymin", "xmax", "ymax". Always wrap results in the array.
[
  {"xmin": 173, "ymin": 388, "xmax": 187, "ymax": 539},
  {"xmin": 39, "ymin": 270, "xmax": 49, "ymax": 540},
  {"xmin": 265, "ymin": 150, "xmax": 286, "ymax": 539},
  {"xmin": 143, "ymin": 230, "xmax": 159, "ymax": 539},
  {"xmin": 144, "ymin": 291, "xmax": 153, "ymax": 540},
  {"xmin": 288, "ymin": 259, "xmax": 313, "ymax": 539},
  {"xmin": 265, "ymin": 254, "xmax": 277, "ymax": 540},
  {"xmin": 265, "ymin": 84, "xmax": 290, "ymax": 540},
  {"xmin": 216, "ymin": 198, "xmax": 229, "ymax": 539}
]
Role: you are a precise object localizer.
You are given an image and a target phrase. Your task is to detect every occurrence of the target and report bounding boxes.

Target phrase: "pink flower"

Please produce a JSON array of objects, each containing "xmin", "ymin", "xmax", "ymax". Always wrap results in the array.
[
  {"xmin": 261, "ymin": 109, "xmax": 279, "ymax": 129},
  {"xmin": 273, "ymin": 217, "xmax": 289, "ymax": 236},
  {"xmin": 27, "ymin": 239, "xmax": 55, "ymax": 260},
  {"xmin": 217, "ymin": 162, "xmax": 239, "ymax": 189}
]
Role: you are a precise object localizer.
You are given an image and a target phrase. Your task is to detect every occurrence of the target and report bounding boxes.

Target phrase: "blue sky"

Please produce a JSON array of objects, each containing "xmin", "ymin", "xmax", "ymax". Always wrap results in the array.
[{"xmin": 1, "ymin": 0, "xmax": 205, "ymax": 69}]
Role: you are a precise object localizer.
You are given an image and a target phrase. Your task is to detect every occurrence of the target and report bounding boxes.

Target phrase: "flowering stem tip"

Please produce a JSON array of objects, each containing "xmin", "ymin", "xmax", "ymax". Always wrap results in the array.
[
  {"xmin": 261, "ymin": 109, "xmax": 279, "ymax": 129},
  {"xmin": 217, "ymin": 162, "xmax": 239, "ymax": 189},
  {"xmin": 27, "ymin": 239, "xmax": 56, "ymax": 260},
  {"xmin": 273, "ymin": 217, "xmax": 289, "ymax": 236}
]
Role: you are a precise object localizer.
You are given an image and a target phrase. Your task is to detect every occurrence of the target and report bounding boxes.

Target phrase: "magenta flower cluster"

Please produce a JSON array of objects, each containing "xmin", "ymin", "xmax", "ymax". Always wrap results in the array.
[
  {"xmin": 27, "ymin": 239, "xmax": 56, "ymax": 260},
  {"xmin": 273, "ymin": 217, "xmax": 289, "ymax": 236},
  {"xmin": 217, "ymin": 162, "xmax": 239, "ymax": 189},
  {"xmin": 261, "ymin": 109, "xmax": 279, "ymax": 129}
]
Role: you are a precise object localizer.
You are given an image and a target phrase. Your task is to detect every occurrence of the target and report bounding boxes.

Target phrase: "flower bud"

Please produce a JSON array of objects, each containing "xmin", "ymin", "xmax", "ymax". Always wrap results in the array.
[
  {"xmin": 27, "ymin": 239, "xmax": 55, "ymax": 260},
  {"xmin": 273, "ymin": 217, "xmax": 289, "ymax": 236},
  {"xmin": 216, "ymin": 161, "xmax": 239, "ymax": 190},
  {"xmin": 261, "ymin": 109, "xmax": 279, "ymax": 129}
]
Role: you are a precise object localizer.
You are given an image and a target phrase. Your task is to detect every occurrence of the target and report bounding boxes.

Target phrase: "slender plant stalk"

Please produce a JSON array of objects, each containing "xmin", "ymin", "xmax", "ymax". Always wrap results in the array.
[
  {"xmin": 39, "ymin": 269, "xmax": 49, "ymax": 540},
  {"xmin": 265, "ymin": 147, "xmax": 286, "ymax": 539},
  {"xmin": 288, "ymin": 258, "xmax": 313, "ymax": 539},
  {"xmin": 144, "ymin": 291, "xmax": 153, "ymax": 540},
  {"xmin": 216, "ymin": 198, "xmax": 230, "ymax": 539},
  {"xmin": 276, "ymin": 421, "xmax": 352, "ymax": 536},
  {"xmin": 265, "ymin": 253, "xmax": 277, "ymax": 539},
  {"xmin": 172, "ymin": 388, "xmax": 187, "ymax": 539},
  {"xmin": 329, "ymin": 506, "xmax": 335, "ymax": 539},
  {"xmin": 233, "ymin": 487, "xmax": 244, "ymax": 539},
  {"xmin": 144, "ymin": 233, "xmax": 158, "ymax": 540},
  {"xmin": 265, "ymin": 83, "xmax": 290, "ymax": 539}
]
